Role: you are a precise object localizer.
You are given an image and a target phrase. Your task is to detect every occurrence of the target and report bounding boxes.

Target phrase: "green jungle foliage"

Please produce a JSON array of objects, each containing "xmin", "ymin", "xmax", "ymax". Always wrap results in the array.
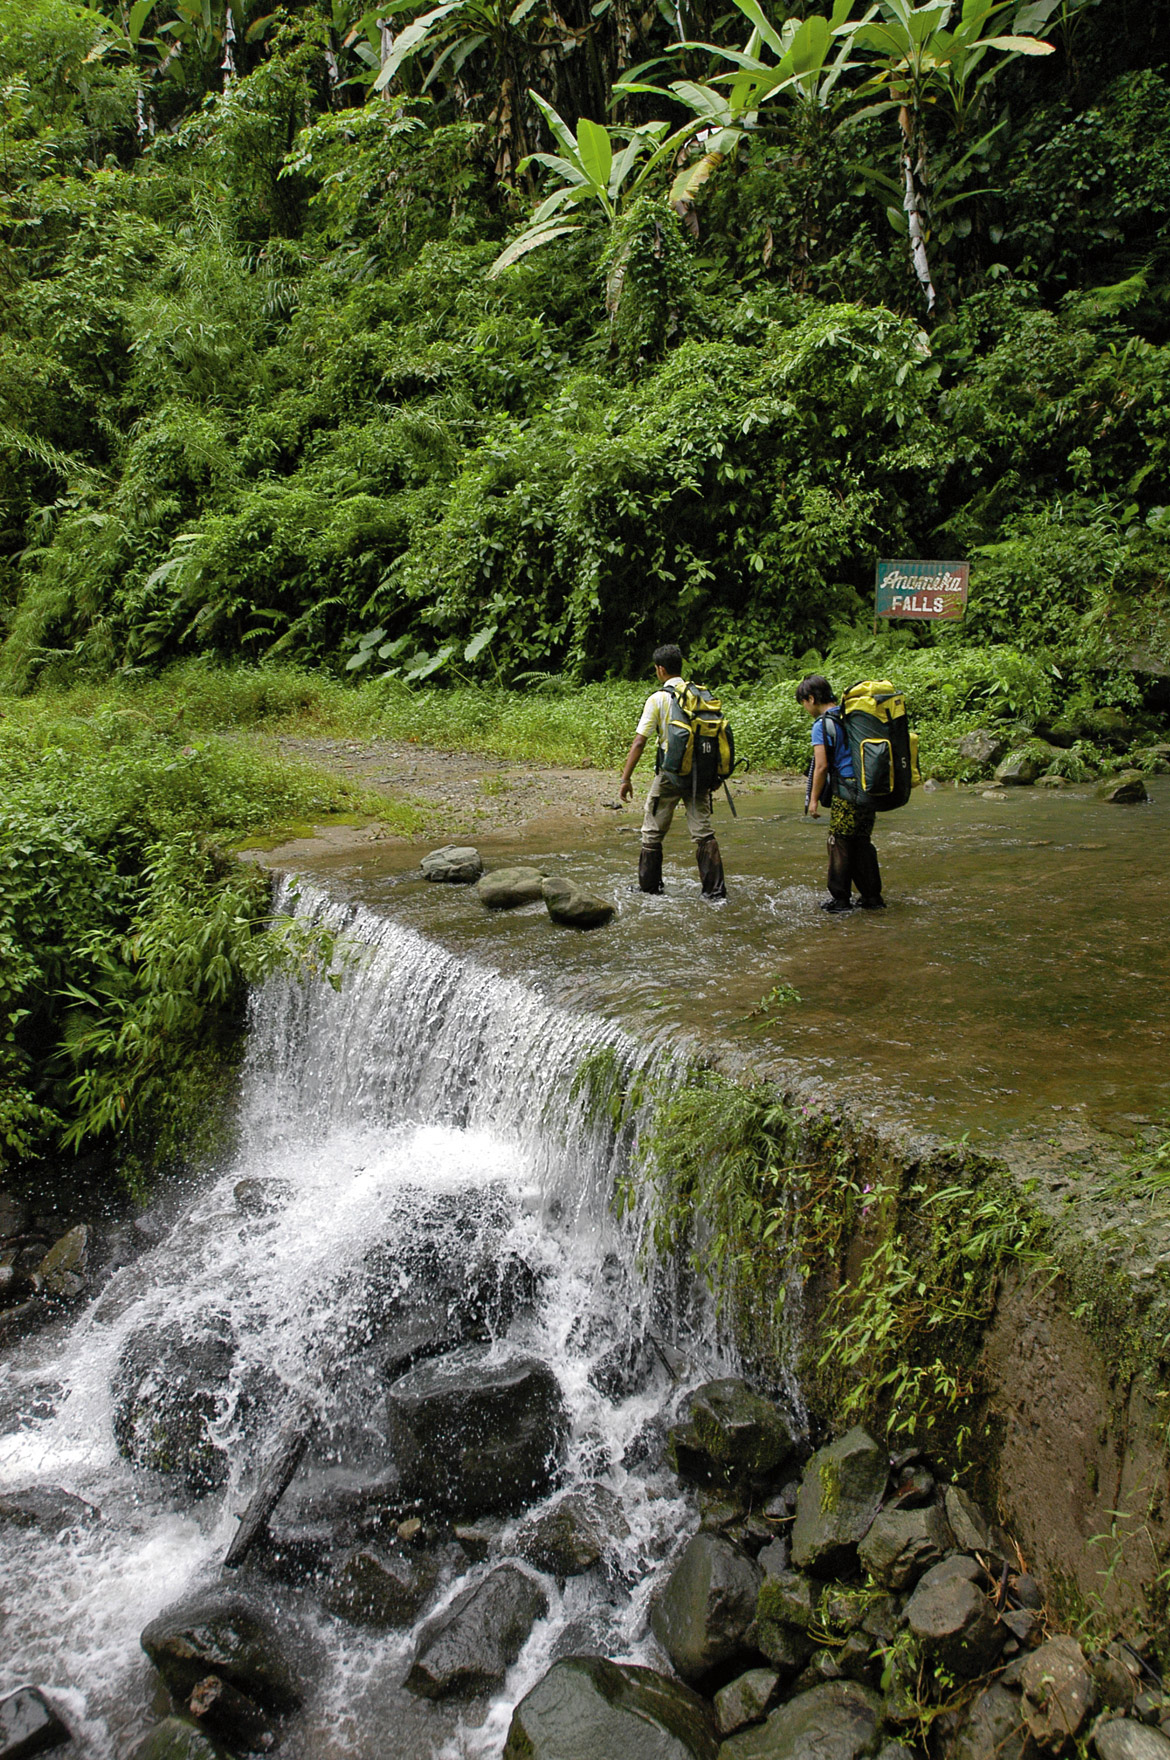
[
  {"xmin": 0, "ymin": 700, "xmax": 364, "ymax": 1185},
  {"xmin": 0, "ymin": 0, "xmax": 1167, "ymax": 704}
]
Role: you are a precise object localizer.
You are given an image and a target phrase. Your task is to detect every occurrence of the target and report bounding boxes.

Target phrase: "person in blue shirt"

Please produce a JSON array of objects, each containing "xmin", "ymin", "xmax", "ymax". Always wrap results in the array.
[{"xmin": 796, "ymin": 673, "xmax": 884, "ymax": 914}]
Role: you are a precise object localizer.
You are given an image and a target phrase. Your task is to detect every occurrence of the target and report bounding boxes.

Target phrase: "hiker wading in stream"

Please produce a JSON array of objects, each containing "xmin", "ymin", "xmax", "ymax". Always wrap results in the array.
[
  {"xmin": 798, "ymin": 672, "xmax": 885, "ymax": 914},
  {"xmin": 618, "ymin": 644, "xmax": 728, "ymax": 901}
]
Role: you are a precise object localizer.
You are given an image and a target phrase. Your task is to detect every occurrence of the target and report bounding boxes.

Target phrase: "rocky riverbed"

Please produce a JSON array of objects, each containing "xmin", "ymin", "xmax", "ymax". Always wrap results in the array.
[{"xmin": 4, "ymin": 1371, "xmax": 1167, "ymax": 1760}]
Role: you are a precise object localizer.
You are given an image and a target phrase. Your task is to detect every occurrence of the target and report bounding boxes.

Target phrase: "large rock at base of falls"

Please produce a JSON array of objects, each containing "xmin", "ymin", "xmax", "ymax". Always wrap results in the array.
[
  {"xmin": 477, "ymin": 867, "xmax": 546, "ymax": 909},
  {"xmin": 513, "ymin": 1483, "xmax": 631, "ymax": 1578},
  {"xmin": 672, "ymin": 1380, "xmax": 798, "ymax": 1489},
  {"xmin": 140, "ymin": 1591, "xmax": 306, "ymax": 1714},
  {"xmin": 541, "ymin": 878, "xmax": 614, "ymax": 930},
  {"xmin": 321, "ymin": 1544, "xmax": 439, "ymax": 1628},
  {"xmin": 503, "ymin": 1656, "xmax": 720, "ymax": 1760},
  {"xmin": 112, "ymin": 1318, "xmax": 237, "ymax": 1495},
  {"xmin": 386, "ymin": 1345, "xmax": 567, "ymax": 1516},
  {"xmin": 0, "ymin": 1686, "xmax": 71, "ymax": 1760},
  {"xmin": 1019, "ymin": 1636, "xmax": 1095, "ymax": 1748},
  {"xmin": 404, "ymin": 1564, "xmax": 548, "ymax": 1700},
  {"xmin": 421, "ymin": 846, "xmax": 484, "ymax": 883},
  {"xmin": 650, "ymin": 1532, "xmax": 763, "ymax": 1686},
  {"xmin": 0, "ymin": 1486, "xmax": 100, "ymax": 1537},
  {"xmin": 903, "ymin": 1558, "xmax": 1003, "ymax": 1680},
  {"xmin": 857, "ymin": 1502, "xmax": 954, "ymax": 1590},
  {"xmin": 718, "ymin": 1681, "xmax": 881, "ymax": 1760},
  {"xmin": 950, "ymin": 1684, "xmax": 1032, "ymax": 1760},
  {"xmin": 790, "ymin": 1428, "xmax": 887, "ymax": 1577},
  {"xmin": 1095, "ymin": 1723, "xmax": 1170, "ymax": 1760}
]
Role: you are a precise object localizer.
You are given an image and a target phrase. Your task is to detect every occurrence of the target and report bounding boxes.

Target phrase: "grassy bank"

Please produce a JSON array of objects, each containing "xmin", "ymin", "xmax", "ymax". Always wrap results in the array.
[{"xmin": 12, "ymin": 643, "xmax": 1165, "ymax": 781}]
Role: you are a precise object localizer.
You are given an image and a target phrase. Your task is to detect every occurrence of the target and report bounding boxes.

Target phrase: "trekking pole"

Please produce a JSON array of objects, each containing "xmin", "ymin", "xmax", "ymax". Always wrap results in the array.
[{"xmin": 722, "ymin": 780, "xmax": 738, "ymax": 818}]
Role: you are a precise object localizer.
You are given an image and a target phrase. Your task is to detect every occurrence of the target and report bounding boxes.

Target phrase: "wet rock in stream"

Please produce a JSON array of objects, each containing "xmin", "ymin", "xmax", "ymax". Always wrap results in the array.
[
  {"xmin": 112, "ymin": 1318, "xmax": 238, "ymax": 1494},
  {"xmin": 129, "ymin": 1718, "xmax": 229, "ymax": 1760},
  {"xmin": 650, "ymin": 1532, "xmax": 764, "ymax": 1686},
  {"xmin": 321, "ymin": 1542, "xmax": 439, "ymax": 1627},
  {"xmin": 504, "ymin": 1656, "xmax": 720, "ymax": 1759},
  {"xmin": 718, "ymin": 1680, "xmax": 882, "ymax": 1760},
  {"xmin": 140, "ymin": 1589, "xmax": 308, "ymax": 1713},
  {"xmin": 187, "ymin": 1676, "xmax": 274, "ymax": 1756},
  {"xmin": 386, "ymin": 1344, "xmax": 567, "ymax": 1515},
  {"xmin": 541, "ymin": 877, "xmax": 615, "ymax": 930},
  {"xmin": 404, "ymin": 1563, "xmax": 549, "ymax": 1700},
  {"xmin": 421, "ymin": 845, "xmax": 483, "ymax": 883},
  {"xmin": 0, "ymin": 1485, "xmax": 99, "ymax": 1537},
  {"xmin": 0, "ymin": 1686, "xmax": 71, "ymax": 1760},
  {"xmin": 512, "ymin": 1481, "xmax": 630, "ymax": 1578},
  {"xmin": 477, "ymin": 866, "xmax": 546, "ymax": 909}
]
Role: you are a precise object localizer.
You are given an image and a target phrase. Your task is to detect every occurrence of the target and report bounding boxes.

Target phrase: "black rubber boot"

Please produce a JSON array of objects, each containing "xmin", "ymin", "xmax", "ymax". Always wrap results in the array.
[
  {"xmin": 696, "ymin": 836, "xmax": 727, "ymax": 901},
  {"xmin": 825, "ymin": 832, "xmax": 853, "ymax": 910},
  {"xmin": 853, "ymin": 835, "xmax": 883, "ymax": 906},
  {"xmin": 638, "ymin": 845, "xmax": 664, "ymax": 894}
]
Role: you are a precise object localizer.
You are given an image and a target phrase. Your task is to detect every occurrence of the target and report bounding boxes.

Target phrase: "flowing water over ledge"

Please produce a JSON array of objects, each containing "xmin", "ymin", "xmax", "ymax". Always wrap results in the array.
[
  {"xmin": 1, "ymin": 898, "xmax": 780, "ymax": 1760},
  {"xmin": 272, "ymin": 781, "xmax": 1170, "ymax": 1150}
]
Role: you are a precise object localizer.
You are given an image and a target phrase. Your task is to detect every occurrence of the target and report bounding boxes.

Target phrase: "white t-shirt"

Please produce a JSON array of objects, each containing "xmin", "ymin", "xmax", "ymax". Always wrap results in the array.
[{"xmin": 635, "ymin": 677, "xmax": 684, "ymax": 752}]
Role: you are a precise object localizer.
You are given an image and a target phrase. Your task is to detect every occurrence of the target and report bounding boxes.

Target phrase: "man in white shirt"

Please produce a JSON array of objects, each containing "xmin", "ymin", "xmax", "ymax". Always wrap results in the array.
[{"xmin": 618, "ymin": 643, "xmax": 728, "ymax": 900}]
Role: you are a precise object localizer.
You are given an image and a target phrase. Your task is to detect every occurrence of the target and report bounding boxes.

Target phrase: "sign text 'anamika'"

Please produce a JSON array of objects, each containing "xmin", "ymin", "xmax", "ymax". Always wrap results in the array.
[{"xmin": 875, "ymin": 559, "xmax": 969, "ymax": 621}]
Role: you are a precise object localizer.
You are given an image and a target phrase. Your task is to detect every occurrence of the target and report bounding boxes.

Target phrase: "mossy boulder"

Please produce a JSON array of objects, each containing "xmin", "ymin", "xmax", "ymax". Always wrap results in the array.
[
  {"xmin": 129, "ymin": 1718, "xmax": 230, "ymax": 1760},
  {"xmin": 717, "ymin": 1679, "xmax": 882, "ymax": 1760},
  {"xmin": 685, "ymin": 1380, "xmax": 799, "ymax": 1487},
  {"xmin": 1097, "ymin": 771, "xmax": 1149, "ymax": 804},
  {"xmin": 477, "ymin": 866, "xmax": 546, "ymax": 909},
  {"xmin": 790, "ymin": 1428, "xmax": 887, "ymax": 1577},
  {"xmin": 541, "ymin": 878, "xmax": 614, "ymax": 930},
  {"xmin": 503, "ymin": 1655, "xmax": 720, "ymax": 1759},
  {"xmin": 650, "ymin": 1532, "xmax": 763, "ymax": 1685}
]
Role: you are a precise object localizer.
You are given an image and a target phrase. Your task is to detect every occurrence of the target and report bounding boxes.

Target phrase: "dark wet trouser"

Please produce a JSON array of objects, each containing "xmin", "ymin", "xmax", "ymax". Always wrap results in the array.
[
  {"xmin": 639, "ymin": 773, "xmax": 727, "ymax": 900},
  {"xmin": 827, "ymin": 798, "xmax": 882, "ymax": 907}
]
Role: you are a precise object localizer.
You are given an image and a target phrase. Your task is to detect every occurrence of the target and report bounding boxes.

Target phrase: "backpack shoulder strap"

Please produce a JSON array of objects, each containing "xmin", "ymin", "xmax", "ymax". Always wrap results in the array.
[{"xmin": 821, "ymin": 707, "xmax": 842, "ymax": 757}]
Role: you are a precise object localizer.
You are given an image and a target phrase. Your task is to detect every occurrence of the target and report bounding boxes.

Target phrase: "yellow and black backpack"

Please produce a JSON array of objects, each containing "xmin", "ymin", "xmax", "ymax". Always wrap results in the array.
[
  {"xmin": 659, "ymin": 682, "xmax": 738, "ymax": 802},
  {"xmin": 823, "ymin": 680, "xmax": 921, "ymax": 812}
]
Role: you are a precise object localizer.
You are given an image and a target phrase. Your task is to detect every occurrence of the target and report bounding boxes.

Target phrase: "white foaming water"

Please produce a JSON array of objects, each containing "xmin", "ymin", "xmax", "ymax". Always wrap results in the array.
[{"xmin": 0, "ymin": 888, "xmax": 800, "ymax": 1758}]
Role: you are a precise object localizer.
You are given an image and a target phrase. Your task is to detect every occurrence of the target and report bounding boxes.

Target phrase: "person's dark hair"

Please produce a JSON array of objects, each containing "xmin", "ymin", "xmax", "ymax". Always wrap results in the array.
[
  {"xmin": 795, "ymin": 673, "xmax": 834, "ymax": 706},
  {"xmin": 653, "ymin": 643, "xmax": 683, "ymax": 675}
]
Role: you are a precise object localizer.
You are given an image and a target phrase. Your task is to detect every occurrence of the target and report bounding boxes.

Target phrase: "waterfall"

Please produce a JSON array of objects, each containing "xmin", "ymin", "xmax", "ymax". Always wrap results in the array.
[{"xmin": 0, "ymin": 883, "xmax": 803, "ymax": 1760}]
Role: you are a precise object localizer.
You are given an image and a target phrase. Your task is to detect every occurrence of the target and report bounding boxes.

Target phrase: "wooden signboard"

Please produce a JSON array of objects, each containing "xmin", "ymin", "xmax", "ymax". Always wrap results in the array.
[{"xmin": 875, "ymin": 560, "xmax": 969, "ymax": 620}]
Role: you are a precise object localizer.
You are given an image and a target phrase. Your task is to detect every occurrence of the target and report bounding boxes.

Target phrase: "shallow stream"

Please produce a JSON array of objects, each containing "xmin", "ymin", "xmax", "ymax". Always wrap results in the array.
[{"xmin": 287, "ymin": 781, "xmax": 1170, "ymax": 1144}]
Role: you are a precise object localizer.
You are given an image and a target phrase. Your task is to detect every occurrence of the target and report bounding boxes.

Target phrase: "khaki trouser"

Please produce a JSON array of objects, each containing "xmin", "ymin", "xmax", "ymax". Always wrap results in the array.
[{"xmin": 640, "ymin": 772, "xmax": 714, "ymax": 847}]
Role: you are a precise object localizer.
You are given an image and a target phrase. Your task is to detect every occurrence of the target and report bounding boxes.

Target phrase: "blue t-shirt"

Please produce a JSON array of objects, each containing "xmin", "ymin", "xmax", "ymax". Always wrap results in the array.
[{"xmin": 812, "ymin": 713, "xmax": 854, "ymax": 780}]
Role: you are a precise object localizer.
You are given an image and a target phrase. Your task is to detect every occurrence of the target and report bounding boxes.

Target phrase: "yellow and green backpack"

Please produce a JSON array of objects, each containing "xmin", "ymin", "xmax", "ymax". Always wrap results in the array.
[
  {"xmin": 659, "ymin": 682, "xmax": 737, "ymax": 797},
  {"xmin": 824, "ymin": 680, "xmax": 922, "ymax": 812}
]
